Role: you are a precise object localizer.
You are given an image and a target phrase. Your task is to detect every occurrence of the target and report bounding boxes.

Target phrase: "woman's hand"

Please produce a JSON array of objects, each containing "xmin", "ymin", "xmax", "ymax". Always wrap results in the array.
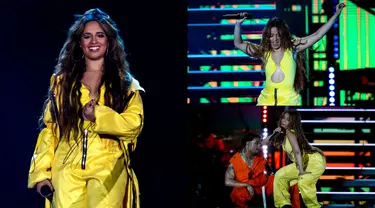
[
  {"xmin": 36, "ymin": 180, "xmax": 54, "ymax": 198},
  {"xmin": 83, "ymin": 99, "xmax": 96, "ymax": 122},
  {"xmin": 235, "ymin": 12, "xmax": 248, "ymax": 25},
  {"xmin": 336, "ymin": 3, "xmax": 346, "ymax": 14},
  {"xmin": 273, "ymin": 127, "xmax": 284, "ymax": 134}
]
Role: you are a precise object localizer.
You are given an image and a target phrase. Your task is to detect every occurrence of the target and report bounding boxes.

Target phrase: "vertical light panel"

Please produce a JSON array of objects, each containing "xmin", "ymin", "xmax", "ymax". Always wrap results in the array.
[
  {"xmin": 328, "ymin": 66, "xmax": 336, "ymax": 106},
  {"xmin": 261, "ymin": 106, "xmax": 268, "ymax": 159},
  {"xmin": 262, "ymin": 106, "xmax": 268, "ymax": 123},
  {"xmin": 339, "ymin": 0, "xmax": 375, "ymax": 70}
]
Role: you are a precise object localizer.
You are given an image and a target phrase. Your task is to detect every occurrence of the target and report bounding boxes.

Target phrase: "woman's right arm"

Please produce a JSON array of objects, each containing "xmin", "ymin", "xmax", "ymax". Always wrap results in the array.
[
  {"xmin": 261, "ymin": 134, "xmax": 272, "ymax": 146},
  {"xmin": 28, "ymin": 75, "xmax": 59, "ymax": 189},
  {"xmin": 262, "ymin": 127, "xmax": 283, "ymax": 147},
  {"xmin": 234, "ymin": 13, "xmax": 259, "ymax": 57}
]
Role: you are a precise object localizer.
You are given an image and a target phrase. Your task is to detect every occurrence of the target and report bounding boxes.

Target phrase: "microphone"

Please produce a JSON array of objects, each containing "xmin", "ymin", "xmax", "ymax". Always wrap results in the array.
[
  {"xmin": 40, "ymin": 185, "xmax": 53, "ymax": 202},
  {"xmin": 223, "ymin": 13, "xmax": 253, "ymax": 19},
  {"xmin": 269, "ymin": 127, "xmax": 286, "ymax": 143}
]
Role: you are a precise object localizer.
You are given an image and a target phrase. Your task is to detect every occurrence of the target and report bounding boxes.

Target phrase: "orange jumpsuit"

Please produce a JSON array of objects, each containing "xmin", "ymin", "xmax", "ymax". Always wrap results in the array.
[{"xmin": 229, "ymin": 153, "xmax": 300, "ymax": 208}]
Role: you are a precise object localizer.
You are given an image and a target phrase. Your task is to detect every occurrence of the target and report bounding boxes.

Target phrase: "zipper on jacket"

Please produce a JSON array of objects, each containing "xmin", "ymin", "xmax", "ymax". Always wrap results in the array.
[
  {"xmin": 81, "ymin": 129, "xmax": 88, "ymax": 169},
  {"xmin": 274, "ymin": 88, "xmax": 278, "ymax": 106}
]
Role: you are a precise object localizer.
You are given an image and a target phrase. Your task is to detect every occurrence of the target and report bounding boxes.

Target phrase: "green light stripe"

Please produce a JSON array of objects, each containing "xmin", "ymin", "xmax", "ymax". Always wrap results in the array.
[
  {"xmin": 320, "ymin": 15, "xmax": 327, "ymax": 23},
  {"xmin": 220, "ymin": 81, "xmax": 256, "ymax": 87},
  {"xmin": 313, "ymin": 97, "xmax": 327, "ymax": 106},
  {"xmin": 220, "ymin": 65, "xmax": 259, "ymax": 71},
  {"xmin": 305, "ymin": 5, "xmax": 309, "ymax": 34},
  {"xmin": 312, "ymin": 35, "xmax": 326, "ymax": 52},
  {"xmin": 292, "ymin": 5, "xmax": 302, "ymax": 12},
  {"xmin": 369, "ymin": 10, "xmax": 375, "ymax": 67},
  {"xmin": 313, "ymin": 128, "xmax": 373, "ymax": 133},
  {"xmin": 220, "ymin": 19, "xmax": 269, "ymax": 25},
  {"xmin": 198, "ymin": 97, "xmax": 258, "ymax": 103},
  {"xmin": 194, "ymin": 65, "xmax": 262, "ymax": 71},
  {"xmin": 313, "ymin": 128, "xmax": 356, "ymax": 133},
  {"xmin": 221, "ymin": 97, "xmax": 255, "ymax": 103},
  {"xmin": 360, "ymin": 8, "xmax": 366, "ymax": 69},
  {"xmin": 318, "ymin": 0, "xmax": 323, "ymax": 14},
  {"xmin": 312, "ymin": 0, "xmax": 317, "ymax": 14},
  {"xmin": 340, "ymin": 90, "xmax": 346, "ymax": 106},
  {"xmin": 313, "ymin": 53, "xmax": 326, "ymax": 58},
  {"xmin": 195, "ymin": 4, "xmax": 276, "ymax": 9},
  {"xmin": 220, "ymin": 34, "xmax": 262, "ymax": 40},
  {"xmin": 339, "ymin": 90, "xmax": 374, "ymax": 105},
  {"xmin": 320, "ymin": 187, "xmax": 331, "ymax": 192},
  {"xmin": 199, "ymin": 66, "xmax": 211, "ymax": 71},
  {"xmin": 200, "ymin": 98, "xmax": 210, "ymax": 103},
  {"xmin": 313, "ymin": 81, "xmax": 324, "ymax": 87}
]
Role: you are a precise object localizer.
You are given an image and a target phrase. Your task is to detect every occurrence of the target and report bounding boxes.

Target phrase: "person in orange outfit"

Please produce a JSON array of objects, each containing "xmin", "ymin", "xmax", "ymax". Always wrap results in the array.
[
  {"xmin": 225, "ymin": 132, "xmax": 300, "ymax": 208},
  {"xmin": 28, "ymin": 8, "xmax": 144, "ymax": 208}
]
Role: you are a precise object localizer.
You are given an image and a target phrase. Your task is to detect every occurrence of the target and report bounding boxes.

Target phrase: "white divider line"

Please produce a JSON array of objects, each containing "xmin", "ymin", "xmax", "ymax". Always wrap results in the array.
[
  {"xmin": 325, "ymin": 167, "xmax": 375, "ymax": 170},
  {"xmin": 317, "ymin": 192, "xmax": 375, "ymax": 195},
  {"xmin": 302, "ymin": 120, "xmax": 375, "ymax": 123},
  {"xmin": 297, "ymin": 109, "xmax": 375, "ymax": 112},
  {"xmin": 311, "ymin": 143, "xmax": 375, "ymax": 147}
]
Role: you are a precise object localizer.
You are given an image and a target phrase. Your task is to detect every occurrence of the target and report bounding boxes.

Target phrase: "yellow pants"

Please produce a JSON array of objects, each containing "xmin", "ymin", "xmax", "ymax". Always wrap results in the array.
[
  {"xmin": 273, "ymin": 153, "xmax": 326, "ymax": 208},
  {"xmin": 49, "ymin": 136, "xmax": 128, "ymax": 208},
  {"xmin": 256, "ymin": 87, "xmax": 301, "ymax": 106}
]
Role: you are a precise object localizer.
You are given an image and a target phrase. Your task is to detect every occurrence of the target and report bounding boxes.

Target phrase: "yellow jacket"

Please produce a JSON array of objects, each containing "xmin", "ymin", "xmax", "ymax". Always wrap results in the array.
[{"xmin": 28, "ymin": 74, "xmax": 144, "ymax": 208}]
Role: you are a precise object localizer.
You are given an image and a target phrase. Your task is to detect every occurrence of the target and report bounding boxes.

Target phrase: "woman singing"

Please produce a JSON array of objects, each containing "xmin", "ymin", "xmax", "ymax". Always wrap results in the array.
[{"xmin": 263, "ymin": 108, "xmax": 326, "ymax": 208}]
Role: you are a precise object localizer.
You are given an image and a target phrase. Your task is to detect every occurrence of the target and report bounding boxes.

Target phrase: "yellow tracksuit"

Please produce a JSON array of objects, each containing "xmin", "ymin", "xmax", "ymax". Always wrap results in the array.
[
  {"xmin": 256, "ymin": 49, "xmax": 302, "ymax": 106},
  {"xmin": 28, "ymin": 74, "xmax": 144, "ymax": 208},
  {"xmin": 273, "ymin": 134, "xmax": 326, "ymax": 208}
]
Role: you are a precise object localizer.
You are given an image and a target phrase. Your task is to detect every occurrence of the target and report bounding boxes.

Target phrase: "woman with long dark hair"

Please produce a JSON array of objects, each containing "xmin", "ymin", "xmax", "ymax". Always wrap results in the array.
[
  {"xmin": 263, "ymin": 109, "xmax": 325, "ymax": 207},
  {"xmin": 28, "ymin": 8, "xmax": 144, "ymax": 208},
  {"xmin": 234, "ymin": 3, "xmax": 345, "ymax": 106}
]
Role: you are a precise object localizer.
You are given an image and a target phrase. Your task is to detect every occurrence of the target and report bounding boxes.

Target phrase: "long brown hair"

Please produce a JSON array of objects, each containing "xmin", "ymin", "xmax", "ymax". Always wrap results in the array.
[
  {"xmin": 274, "ymin": 108, "xmax": 324, "ymax": 156},
  {"xmin": 246, "ymin": 17, "xmax": 307, "ymax": 91},
  {"xmin": 39, "ymin": 8, "xmax": 132, "ymax": 142}
]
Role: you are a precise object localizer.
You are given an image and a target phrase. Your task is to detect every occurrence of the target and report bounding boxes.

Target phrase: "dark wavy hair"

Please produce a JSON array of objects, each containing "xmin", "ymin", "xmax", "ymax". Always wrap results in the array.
[
  {"xmin": 270, "ymin": 108, "xmax": 324, "ymax": 157},
  {"xmin": 246, "ymin": 17, "xmax": 307, "ymax": 91},
  {"xmin": 241, "ymin": 132, "xmax": 261, "ymax": 148},
  {"xmin": 39, "ymin": 8, "xmax": 132, "ymax": 142}
]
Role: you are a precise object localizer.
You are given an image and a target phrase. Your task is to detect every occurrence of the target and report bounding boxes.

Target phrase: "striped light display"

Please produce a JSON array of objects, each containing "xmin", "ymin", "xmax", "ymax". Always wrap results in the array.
[
  {"xmin": 187, "ymin": 2, "xmax": 276, "ymax": 104},
  {"xmin": 339, "ymin": 0, "xmax": 375, "ymax": 70},
  {"xmin": 337, "ymin": 0, "xmax": 375, "ymax": 105}
]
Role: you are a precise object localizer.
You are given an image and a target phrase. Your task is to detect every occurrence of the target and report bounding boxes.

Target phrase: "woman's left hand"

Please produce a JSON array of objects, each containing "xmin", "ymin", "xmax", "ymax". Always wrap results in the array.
[
  {"xmin": 336, "ymin": 3, "xmax": 346, "ymax": 14},
  {"xmin": 83, "ymin": 99, "xmax": 96, "ymax": 122}
]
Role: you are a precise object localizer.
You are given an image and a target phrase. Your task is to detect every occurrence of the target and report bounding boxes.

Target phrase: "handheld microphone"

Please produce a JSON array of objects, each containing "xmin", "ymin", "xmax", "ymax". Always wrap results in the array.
[
  {"xmin": 269, "ymin": 130, "xmax": 282, "ymax": 141},
  {"xmin": 40, "ymin": 185, "xmax": 53, "ymax": 202},
  {"xmin": 222, "ymin": 13, "xmax": 253, "ymax": 19},
  {"xmin": 269, "ymin": 127, "xmax": 286, "ymax": 145}
]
